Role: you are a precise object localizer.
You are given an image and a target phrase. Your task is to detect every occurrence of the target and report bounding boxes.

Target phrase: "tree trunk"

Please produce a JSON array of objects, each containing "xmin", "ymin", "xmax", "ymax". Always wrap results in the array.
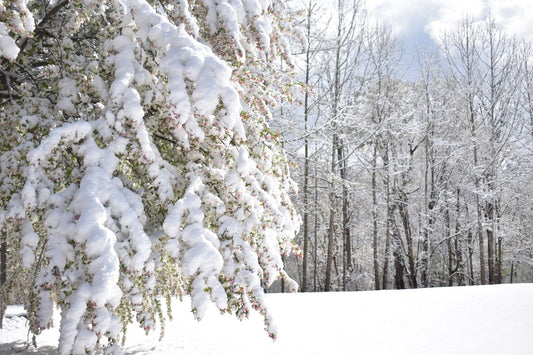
[
  {"xmin": 325, "ymin": 133, "xmax": 337, "ymax": 292},
  {"xmin": 486, "ymin": 212, "xmax": 494, "ymax": 284},
  {"xmin": 393, "ymin": 247, "xmax": 405, "ymax": 289},
  {"xmin": 476, "ymin": 202, "xmax": 486, "ymax": 285},
  {"xmin": 471, "ymin": 102, "xmax": 486, "ymax": 285},
  {"xmin": 397, "ymin": 192, "xmax": 417, "ymax": 288},
  {"xmin": 392, "ymin": 217, "xmax": 405, "ymax": 290},
  {"xmin": 455, "ymin": 189, "xmax": 465, "ymax": 286},
  {"xmin": 325, "ymin": 0, "xmax": 344, "ymax": 292},
  {"xmin": 421, "ymin": 70, "xmax": 434, "ymax": 289},
  {"xmin": 382, "ymin": 222, "xmax": 391, "ymax": 290},
  {"xmin": 372, "ymin": 144, "xmax": 380, "ymax": 290},
  {"xmin": 496, "ymin": 237, "xmax": 502, "ymax": 283},
  {"xmin": 324, "ymin": 172, "xmax": 336, "ymax": 292},
  {"xmin": 338, "ymin": 141, "xmax": 351, "ymax": 290},
  {"xmin": 467, "ymin": 229, "xmax": 475, "ymax": 285},
  {"xmin": 301, "ymin": 0, "xmax": 313, "ymax": 292},
  {"xmin": 1, "ymin": 234, "xmax": 5, "ymax": 329},
  {"xmin": 445, "ymin": 201, "xmax": 454, "ymax": 286},
  {"xmin": 0, "ymin": 239, "xmax": 6, "ymax": 287},
  {"xmin": 382, "ymin": 145, "xmax": 392, "ymax": 290},
  {"xmin": 313, "ymin": 162, "xmax": 319, "ymax": 292}
]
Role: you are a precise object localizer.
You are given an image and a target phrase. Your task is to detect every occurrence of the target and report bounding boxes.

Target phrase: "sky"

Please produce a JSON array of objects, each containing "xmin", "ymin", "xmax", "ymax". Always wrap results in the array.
[
  {"xmin": 364, "ymin": 0, "xmax": 533, "ymax": 76},
  {"xmin": 366, "ymin": 0, "xmax": 533, "ymax": 42}
]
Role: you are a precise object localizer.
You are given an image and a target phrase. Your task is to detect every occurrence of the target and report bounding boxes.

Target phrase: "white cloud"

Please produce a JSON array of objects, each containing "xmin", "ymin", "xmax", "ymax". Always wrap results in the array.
[
  {"xmin": 489, "ymin": 0, "xmax": 533, "ymax": 41},
  {"xmin": 424, "ymin": 0, "xmax": 487, "ymax": 40},
  {"xmin": 365, "ymin": 0, "xmax": 533, "ymax": 43},
  {"xmin": 366, "ymin": 0, "xmax": 442, "ymax": 36}
]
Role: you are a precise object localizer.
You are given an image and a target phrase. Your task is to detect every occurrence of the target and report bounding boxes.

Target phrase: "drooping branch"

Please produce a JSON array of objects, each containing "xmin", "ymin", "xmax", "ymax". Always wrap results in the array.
[{"xmin": 17, "ymin": 0, "xmax": 70, "ymax": 54}]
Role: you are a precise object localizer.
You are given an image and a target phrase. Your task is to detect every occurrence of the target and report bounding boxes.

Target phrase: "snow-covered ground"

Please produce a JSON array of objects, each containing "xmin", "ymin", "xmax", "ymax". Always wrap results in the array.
[{"xmin": 2, "ymin": 283, "xmax": 532, "ymax": 354}]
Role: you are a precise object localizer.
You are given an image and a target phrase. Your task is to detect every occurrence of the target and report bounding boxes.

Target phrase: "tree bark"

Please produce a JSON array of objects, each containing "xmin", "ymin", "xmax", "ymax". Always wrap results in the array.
[
  {"xmin": 325, "ymin": 0, "xmax": 344, "ymax": 292},
  {"xmin": 445, "ymin": 198, "xmax": 454, "ymax": 286},
  {"xmin": 0, "ymin": 240, "xmax": 6, "ymax": 287},
  {"xmin": 325, "ymin": 175, "xmax": 336, "ymax": 291},
  {"xmin": 372, "ymin": 144, "xmax": 380, "ymax": 290},
  {"xmin": 392, "ymin": 216, "xmax": 405, "ymax": 290},
  {"xmin": 486, "ymin": 202, "xmax": 495, "ymax": 284},
  {"xmin": 301, "ymin": 0, "xmax": 313, "ymax": 293},
  {"xmin": 313, "ymin": 162, "xmax": 319, "ymax": 292},
  {"xmin": 455, "ymin": 189, "xmax": 465, "ymax": 286},
  {"xmin": 325, "ymin": 135, "xmax": 337, "ymax": 291},
  {"xmin": 397, "ymin": 191, "xmax": 417, "ymax": 288},
  {"xmin": 382, "ymin": 143, "xmax": 391, "ymax": 290},
  {"xmin": 338, "ymin": 141, "xmax": 351, "ymax": 290}
]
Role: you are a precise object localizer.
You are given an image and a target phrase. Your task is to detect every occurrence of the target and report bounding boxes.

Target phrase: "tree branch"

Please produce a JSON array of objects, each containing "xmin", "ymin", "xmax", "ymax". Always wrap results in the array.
[{"xmin": 17, "ymin": 0, "xmax": 70, "ymax": 54}]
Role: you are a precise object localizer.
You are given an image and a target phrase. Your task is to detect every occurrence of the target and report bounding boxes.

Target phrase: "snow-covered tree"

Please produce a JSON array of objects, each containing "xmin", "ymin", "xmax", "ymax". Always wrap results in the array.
[{"xmin": 0, "ymin": 0, "xmax": 302, "ymax": 353}]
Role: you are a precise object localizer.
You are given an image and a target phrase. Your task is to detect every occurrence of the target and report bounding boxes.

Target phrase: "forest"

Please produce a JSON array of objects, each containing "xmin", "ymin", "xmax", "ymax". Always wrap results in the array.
[{"xmin": 278, "ymin": 0, "xmax": 533, "ymax": 292}]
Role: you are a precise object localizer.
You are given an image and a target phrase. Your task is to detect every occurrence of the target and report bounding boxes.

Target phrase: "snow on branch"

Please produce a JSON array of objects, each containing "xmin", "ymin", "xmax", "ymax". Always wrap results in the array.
[{"xmin": 0, "ymin": 0, "xmax": 302, "ymax": 353}]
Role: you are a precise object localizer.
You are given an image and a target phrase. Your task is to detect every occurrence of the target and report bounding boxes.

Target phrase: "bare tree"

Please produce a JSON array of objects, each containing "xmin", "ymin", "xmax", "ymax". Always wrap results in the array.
[
  {"xmin": 442, "ymin": 17, "xmax": 487, "ymax": 285},
  {"xmin": 325, "ymin": 0, "xmax": 364, "ymax": 291}
]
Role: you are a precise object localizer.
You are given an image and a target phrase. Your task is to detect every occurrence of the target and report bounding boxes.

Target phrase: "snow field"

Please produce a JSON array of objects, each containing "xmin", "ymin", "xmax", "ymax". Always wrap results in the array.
[{"xmin": 1, "ymin": 283, "xmax": 532, "ymax": 354}]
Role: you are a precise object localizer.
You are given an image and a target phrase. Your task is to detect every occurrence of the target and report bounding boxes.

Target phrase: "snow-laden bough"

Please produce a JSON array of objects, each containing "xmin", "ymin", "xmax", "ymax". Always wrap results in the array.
[{"xmin": 0, "ymin": 0, "xmax": 303, "ymax": 353}]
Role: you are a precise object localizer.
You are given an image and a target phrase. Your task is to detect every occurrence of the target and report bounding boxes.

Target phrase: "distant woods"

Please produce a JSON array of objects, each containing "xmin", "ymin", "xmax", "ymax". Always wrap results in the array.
[{"xmin": 276, "ymin": 0, "xmax": 533, "ymax": 292}]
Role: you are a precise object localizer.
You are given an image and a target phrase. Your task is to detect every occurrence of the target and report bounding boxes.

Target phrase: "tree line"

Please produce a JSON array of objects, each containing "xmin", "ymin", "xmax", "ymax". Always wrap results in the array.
[{"xmin": 278, "ymin": 0, "xmax": 533, "ymax": 292}]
